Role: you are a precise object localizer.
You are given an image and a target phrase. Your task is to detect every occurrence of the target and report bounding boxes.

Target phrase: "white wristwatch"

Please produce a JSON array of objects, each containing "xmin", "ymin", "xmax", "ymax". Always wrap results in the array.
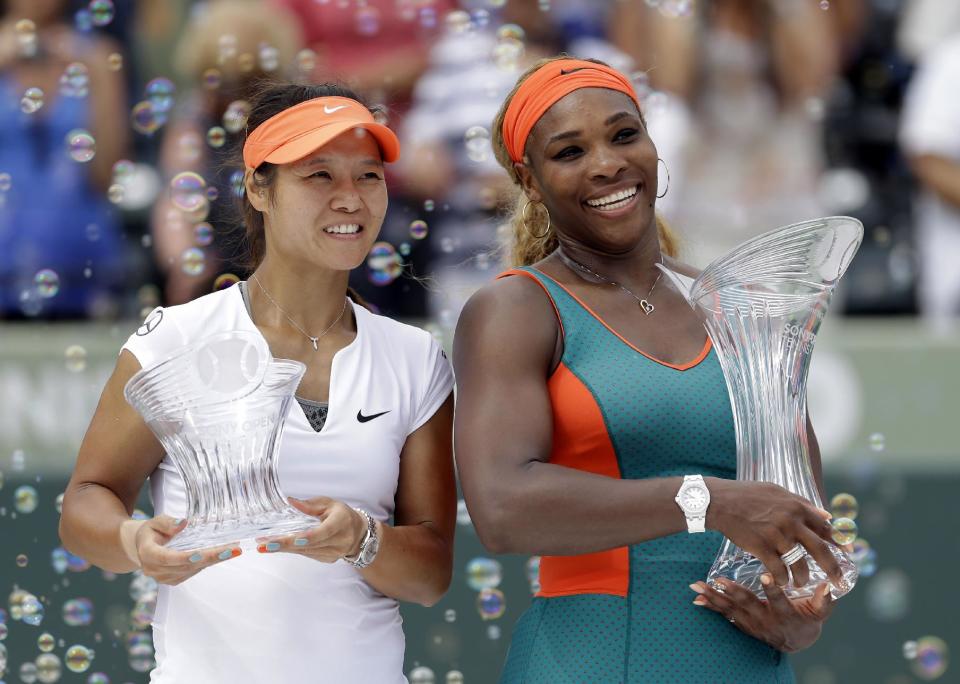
[{"xmin": 675, "ymin": 474, "xmax": 710, "ymax": 533}]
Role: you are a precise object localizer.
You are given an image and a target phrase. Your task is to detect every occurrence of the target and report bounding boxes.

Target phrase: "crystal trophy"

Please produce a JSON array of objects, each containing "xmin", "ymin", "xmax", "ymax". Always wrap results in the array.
[
  {"xmin": 659, "ymin": 216, "xmax": 863, "ymax": 599},
  {"xmin": 124, "ymin": 331, "xmax": 317, "ymax": 552}
]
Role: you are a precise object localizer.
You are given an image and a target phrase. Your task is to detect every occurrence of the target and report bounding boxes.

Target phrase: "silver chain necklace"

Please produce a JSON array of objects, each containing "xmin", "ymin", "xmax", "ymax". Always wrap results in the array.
[
  {"xmin": 251, "ymin": 273, "xmax": 347, "ymax": 350},
  {"xmin": 559, "ymin": 250, "xmax": 663, "ymax": 315}
]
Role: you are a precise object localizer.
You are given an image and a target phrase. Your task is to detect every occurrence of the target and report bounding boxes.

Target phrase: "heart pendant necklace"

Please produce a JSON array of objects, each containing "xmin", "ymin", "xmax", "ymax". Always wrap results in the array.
[{"xmin": 560, "ymin": 251, "xmax": 662, "ymax": 316}]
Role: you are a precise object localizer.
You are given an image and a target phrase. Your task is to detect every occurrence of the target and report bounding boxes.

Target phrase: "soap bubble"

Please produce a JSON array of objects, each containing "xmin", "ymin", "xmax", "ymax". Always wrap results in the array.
[
  {"xmin": 107, "ymin": 184, "xmax": 124, "ymax": 204},
  {"xmin": 146, "ymin": 77, "xmax": 175, "ymax": 114},
  {"xmin": 445, "ymin": 671, "xmax": 464, "ymax": 684},
  {"xmin": 55, "ymin": 492, "xmax": 64, "ymax": 513},
  {"xmin": 410, "ymin": 220, "xmax": 429, "ymax": 240},
  {"xmin": 223, "ymin": 100, "xmax": 251, "ymax": 134},
  {"xmin": 20, "ymin": 661, "xmax": 39, "ymax": 683},
  {"xmin": 89, "ymin": 0, "xmax": 115, "ymax": 26},
  {"xmin": 34, "ymin": 269, "xmax": 60, "ymax": 298},
  {"xmin": 487, "ymin": 624, "xmax": 501, "ymax": 639},
  {"xmin": 51, "ymin": 547, "xmax": 69, "ymax": 574},
  {"xmin": 21, "ymin": 87, "xmax": 44, "ymax": 113},
  {"xmin": 218, "ymin": 34, "xmax": 237, "ymax": 61},
  {"xmin": 106, "ymin": 52, "xmax": 122, "ymax": 71},
  {"xmin": 66, "ymin": 129, "xmax": 96, "ymax": 162},
  {"xmin": 16, "ymin": 553, "xmax": 27, "ymax": 567},
  {"xmin": 129, "ymin": 572, "xmax": 159, "ymax": 601},
  {"xmin": 180, "ymin": 248, "xmax": 205, "ymax": 276},
  {"xmin": 296, "ymin": 49, "xmax": 317, "ymax": 75},
  {"xmin": 830, "ymin": 517, "xmax": 857, "ymax": 545},
  {"xmin": 0, "ymin": 172, "xmax": 10, "ymax": 191},
  {"xmin": 819, "ymin": 0, "xmax": 829, "ymax": 9},
  {"xmin": 206, "ymin": 126, "xmax": 226, "ymax": 148},
  {"xmin": 194, "ymin": 223, "xmax": 214, "ymax": 246},
  {"xmin": 65, "ymin": 645, "xmax": 94, "ymax": 673},
  {"xmin": 60, "ymin": 63, "xmax": 89, "ymax": 98},
  {"xmin": 423, "ymin": 199, "xmax": 435, "ymax": 212},
  {"xmin": 128, "ymin": 638, "xmax": 154, "ymax": 672},
  {"xmin": 409, "ymin": 666, "xmax": 435, "ymax": 684},
  {"xmin": 829, "ymin": 492, "xmax": 858, "ymax": 520},
  {"xmin": 492, "ymin": 38, "xmax": 524, "ymax": 71},
  {"xmin": 869, "ymin": 432, "xmax": 885, "ymax": 451},
  {"xmin": 230, "ymin": 170, "xmax": 245, "ymax": 197},
  {"xmin": 213, "ymin": 273, "xmax": 240, "ymax": 291},
  {"xmin": 170, "ymin": 172, "xmax": 207, "ymax": 212},
  {"xmin": 497, "ymin": 24, "xmax": 525, "ymax": 41},
  {"xmin": 131, "ymin": 101, "xmax": 162, "ymax": 135},
  {"xmin": 22, "ymin": 594, "xmax": 45, "ymax": 626},
  {"xmin": 466, "ymin": 557, "xmax": 502, "ymax": 591},
  {"xmin": 910, "ymin": 636, "xmax": 949, "ymax": 679},
  {"xmin": 477, "ymin": 588, "xmax": 505, "ymax": 620},
  {"xmin": 35, "ymin": 651, "xmax": 61, "ymax": 683},
  {"xmin": 206, "ymin": 186, "xmax": 220, "ymax": 202},
  {"xmin": 15, "ymin": 485, "xmax": 39, "ymax": 513},
  {"xmin": 464, "ymin": 126, "xmax": 491, "ymax": 162},
  {"xmin": 446, "ymin": 10, "xmax": 471, "ymax": 33},
  {"xmin": 366, "ymin": 242, "xmax": 402, "ymax": 286},
  {"xmin": 526, "ymin": 556, "xmax": 541, "ymax": 593},
  {"xmin": 38, "ymin": 632, "xmax": 55, "ymax": 652},
  {"xmin": 444, "ymin": 609, "xmax": 456, "ymax": 623},
  {"xmin": 258, "ymin": 44, "xmax": 279, "ymax": 72},
  {"xmin": 63, "ymin": 598, "xmax": 94, "ymax": 626},
  {"xmin": 198, "ymin": 69, "xmax": 220, "ymax": 93},
  {"xmin": 87, "ymin": 672, "xmax": 110, "ymax": 684}
]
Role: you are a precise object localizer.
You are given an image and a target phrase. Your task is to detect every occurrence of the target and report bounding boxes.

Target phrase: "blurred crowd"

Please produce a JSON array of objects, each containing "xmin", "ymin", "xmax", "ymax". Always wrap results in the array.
[{"xmin": 1, "ymin": 0, "xmax": 959, "ymax": 324}]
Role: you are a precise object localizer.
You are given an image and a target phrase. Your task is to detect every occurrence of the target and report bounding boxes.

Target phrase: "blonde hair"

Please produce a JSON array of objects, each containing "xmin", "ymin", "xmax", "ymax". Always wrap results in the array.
[{"xmin": 492, "ymin": 56, "xmax": 680, "ymax": 267}]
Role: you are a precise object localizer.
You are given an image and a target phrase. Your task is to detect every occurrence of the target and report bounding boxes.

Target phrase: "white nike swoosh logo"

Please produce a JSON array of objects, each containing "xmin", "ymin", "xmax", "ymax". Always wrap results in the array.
[{"xmin": 324, "ymin": 105, "xmax": 348, "ymax": 114}]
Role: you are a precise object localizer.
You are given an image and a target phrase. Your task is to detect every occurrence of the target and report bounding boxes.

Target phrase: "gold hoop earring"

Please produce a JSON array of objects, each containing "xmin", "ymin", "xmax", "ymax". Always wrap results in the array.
[
  {"xmin": 657, "ymin": 158, "xmax": 670, "ymax": 199},
  {"xmin": 522, "ymin": 199, "xmax": 552, "ymax": 239}
]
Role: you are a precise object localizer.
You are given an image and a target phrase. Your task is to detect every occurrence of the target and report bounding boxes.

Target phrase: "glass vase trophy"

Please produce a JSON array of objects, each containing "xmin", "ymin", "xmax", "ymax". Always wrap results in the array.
[
  {"xmin": 124, "ymin": 331, "xmax": 317, "ymax": 552},
  {"xmin": 660, "ymin": 216, "xmax": 863, "ymax": 600}
]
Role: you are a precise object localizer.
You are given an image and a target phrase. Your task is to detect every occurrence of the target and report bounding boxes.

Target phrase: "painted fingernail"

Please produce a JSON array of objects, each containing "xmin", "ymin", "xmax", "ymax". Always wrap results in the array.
[
  {"xmin": 257, "ymin": 544, "xmax": 267, "ymax": 553},
  {"xmin": 217, "ymin": 549, "xmax": 232, "ymax": 561},
  {"xmin": 188, "ymin": 552, "xmax": 202, "ymax": 563},
  {"xmin": 294, "ymin": 538, "xmax": 308, "ymax": 547},
  {"xmin": 760, "ymin": 574, "xmax": 772, "ymax": 586},
  {"xmin": 173, "ymin": 518, "xmax": 184, "ymax": 525},
  {"xmin": 689, "ymin": 583, "xmax": 704, "ymax": 594},
  {"xmin": 693, "ymin": 596, "xmax": 707, "ymax": 606},
  {"xmin": 231, "ymin": 548, "xmax": 242, "ymax": 558},
  {"xmin": 266, "ymin": 542, "xmax": 280, "ymax": 552}
]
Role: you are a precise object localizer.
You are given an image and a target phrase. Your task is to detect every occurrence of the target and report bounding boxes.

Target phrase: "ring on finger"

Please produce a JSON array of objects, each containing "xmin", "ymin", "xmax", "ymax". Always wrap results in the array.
[{"xmin": 780, "ymin": 543, "xmax": 807, "ymax": 566}]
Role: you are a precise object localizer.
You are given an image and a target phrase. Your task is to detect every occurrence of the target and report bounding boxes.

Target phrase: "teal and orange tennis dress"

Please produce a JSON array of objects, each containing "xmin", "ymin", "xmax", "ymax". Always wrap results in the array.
[{"xmin": 498, "ymin": 268, "xmax": 794, "ymax": 684}]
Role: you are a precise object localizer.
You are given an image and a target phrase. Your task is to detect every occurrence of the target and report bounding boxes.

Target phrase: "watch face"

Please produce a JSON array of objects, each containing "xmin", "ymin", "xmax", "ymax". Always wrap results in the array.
[
  {"xmin": 361, "ymin": 535, "xmax": 380, "ymax": 564},
  {"xmin": 682, "ymin": 486, "xmax": 708, "ymax": 512}
]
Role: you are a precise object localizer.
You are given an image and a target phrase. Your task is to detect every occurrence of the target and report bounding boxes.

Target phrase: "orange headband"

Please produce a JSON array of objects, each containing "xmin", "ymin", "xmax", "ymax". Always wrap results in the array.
[
  {"xmin": 501, "ymin": 59, "xmax": 640, "ymax": 164},
  {"xmin": 242, "ymin": 96, "xmax": 400, "ymax": 171}
]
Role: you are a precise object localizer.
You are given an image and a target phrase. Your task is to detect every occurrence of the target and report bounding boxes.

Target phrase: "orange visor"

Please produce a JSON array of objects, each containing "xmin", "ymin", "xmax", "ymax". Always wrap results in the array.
[
  {"xmin": 502, "ymin": 59, "xmax": 640, "ymax": 164},
  {"xmin": 242, "ymin": 96, "xmax": 400, "ymax": 170}
]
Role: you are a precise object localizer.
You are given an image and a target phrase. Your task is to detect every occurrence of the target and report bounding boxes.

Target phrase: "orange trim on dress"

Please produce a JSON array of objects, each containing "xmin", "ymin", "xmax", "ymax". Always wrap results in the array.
[{"xmin": 536, "ymin": 362, "xmax": 630, "ymax": 598}]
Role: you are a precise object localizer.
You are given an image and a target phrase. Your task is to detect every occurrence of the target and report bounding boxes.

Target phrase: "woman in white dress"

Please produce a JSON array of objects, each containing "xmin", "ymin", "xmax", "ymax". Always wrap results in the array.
[{"xmin": 59, "ymin": 82, "xmax": 456, "ymax": 683}]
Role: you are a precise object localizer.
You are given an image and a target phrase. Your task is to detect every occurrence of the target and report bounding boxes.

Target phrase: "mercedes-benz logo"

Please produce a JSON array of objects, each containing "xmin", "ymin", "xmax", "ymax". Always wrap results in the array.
[{"xmin": 136, "ymin": 308, "xmax": 163, "ymax": 336}]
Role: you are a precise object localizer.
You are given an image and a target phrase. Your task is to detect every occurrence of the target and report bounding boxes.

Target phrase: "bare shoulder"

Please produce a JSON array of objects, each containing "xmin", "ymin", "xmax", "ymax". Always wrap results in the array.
[{"xmin": 453, "ymin": 271, "xmax": 558, "ymax": 373}]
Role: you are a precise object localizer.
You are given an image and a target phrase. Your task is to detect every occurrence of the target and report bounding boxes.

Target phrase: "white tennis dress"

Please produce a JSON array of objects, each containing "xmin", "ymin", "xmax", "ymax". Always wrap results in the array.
[{"xmin": 121, "ymin": 284, "xmax": 453, "ymax": 683}]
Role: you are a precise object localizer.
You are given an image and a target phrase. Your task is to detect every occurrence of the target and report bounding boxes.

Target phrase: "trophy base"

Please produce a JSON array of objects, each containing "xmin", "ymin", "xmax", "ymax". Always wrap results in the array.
[
  {"xmin": 166, "ymin": 506, "xmax": 320, "ymax": 553},
  {"xmin": 708, "ymin": 543, "xmax": 858, "ymax": 601}
]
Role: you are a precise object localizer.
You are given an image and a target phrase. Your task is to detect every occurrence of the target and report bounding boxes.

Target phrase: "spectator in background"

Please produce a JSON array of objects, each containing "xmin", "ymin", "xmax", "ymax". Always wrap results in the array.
[
  {"xmin": 899, "ymin": 32, "xmax": 960, "ymax": 322},
  {"xmin": 0, "ymin": 0, "xmax": 127, "ymax": 318},
  {"xmin": 609, "ymin": 0, "xmax": 842, "ymax": 266},
  {"xmin": 398, "ymin": 0, "xmax": 636, "ymax": 322},
  {"xmin": 152, "ymin": 0, "xmax": 303, "ymax": 305},
  {"xmin": 271, "ymin": 0, "xmax": 454, "ymax": 106}
]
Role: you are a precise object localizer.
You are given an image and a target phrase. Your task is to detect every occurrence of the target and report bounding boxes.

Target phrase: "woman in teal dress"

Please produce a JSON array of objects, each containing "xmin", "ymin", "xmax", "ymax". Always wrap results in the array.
[{"xmin": 453, "ymin": 57, "xmax": 844, "ymax": 683}]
